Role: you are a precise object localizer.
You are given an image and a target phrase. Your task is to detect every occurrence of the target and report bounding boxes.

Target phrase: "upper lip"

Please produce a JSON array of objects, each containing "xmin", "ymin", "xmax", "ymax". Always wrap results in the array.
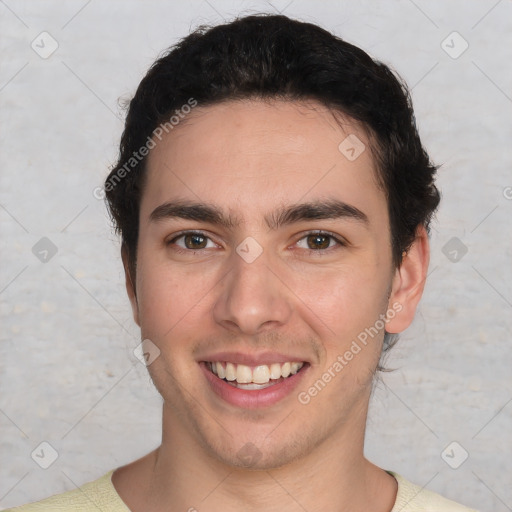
[{"xmin": 198, "ymin": 351, "xmax": 310, "ymax": 366}]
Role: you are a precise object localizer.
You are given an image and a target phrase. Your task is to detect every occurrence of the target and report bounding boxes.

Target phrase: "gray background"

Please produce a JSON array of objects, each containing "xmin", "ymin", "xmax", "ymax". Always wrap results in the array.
[{"xmin": 1, "ymin": 0, "xmax": 511, "ymax": 510}]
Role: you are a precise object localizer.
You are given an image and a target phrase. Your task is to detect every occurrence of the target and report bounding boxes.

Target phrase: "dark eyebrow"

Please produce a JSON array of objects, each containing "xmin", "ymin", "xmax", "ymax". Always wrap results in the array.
[
  {"xmin": 149, "ymin": 200, "xmax": 242, "ymax": 229},
  {"xmin": 266, "ymin": 199, "xmax": 369, "ymax": 230},
  {"xmin": 149, "ymin": 198, "xmax": 369, "ymax": 230}
]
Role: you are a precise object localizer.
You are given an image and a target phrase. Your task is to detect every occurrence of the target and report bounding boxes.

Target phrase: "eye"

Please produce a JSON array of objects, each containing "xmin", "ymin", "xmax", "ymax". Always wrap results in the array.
[
  {"xmin": 295, "ymin": 231, "xmax": 345, "ymax": 252},
  {"xmin": 167, "ymin": 231, "xmax": 218, "ymax": 252},
  {"xmin": 166, "ymin": 230, "xmax": 346, "ymax": 255}
]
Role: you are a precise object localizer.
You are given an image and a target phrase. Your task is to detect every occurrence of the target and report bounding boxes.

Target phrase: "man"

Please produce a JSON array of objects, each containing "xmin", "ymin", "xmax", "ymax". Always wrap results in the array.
[{"xmin": 7, "ymin": 13, "xmax": 478, "ymax": 512}]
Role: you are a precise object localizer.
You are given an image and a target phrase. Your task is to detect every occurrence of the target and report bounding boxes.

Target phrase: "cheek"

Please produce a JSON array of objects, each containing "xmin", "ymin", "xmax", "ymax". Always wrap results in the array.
[
  {"xmin": 303, "ymin": 264, "xmax": 388, "ymax": 329},
  {"xmin": 293, "ymin": 268, "xmax": 390, "ymax": 378},
  {"xmin": 135, "ymin": 261, "xmax": 190, "ymax": 339},
  {"xmin": 134, "ymin": 253, "xmax": 222, "ymax": 347}
]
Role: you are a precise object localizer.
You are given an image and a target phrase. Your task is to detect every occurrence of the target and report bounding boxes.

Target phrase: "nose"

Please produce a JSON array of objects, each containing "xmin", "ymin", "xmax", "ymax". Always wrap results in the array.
[{"xmin": 213, "ymin": 246, "xmax": 293, "ymax": 335}]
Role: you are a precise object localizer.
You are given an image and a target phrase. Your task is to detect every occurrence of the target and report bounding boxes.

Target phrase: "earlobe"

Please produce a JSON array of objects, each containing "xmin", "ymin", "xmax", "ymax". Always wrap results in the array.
[
  {"xmin": 121, "ymin": 244, "xmax": 140, "ymax": 327},
  {"xmin": 385, "ymin": 225, "xmax": 430, "ymax": 334}
]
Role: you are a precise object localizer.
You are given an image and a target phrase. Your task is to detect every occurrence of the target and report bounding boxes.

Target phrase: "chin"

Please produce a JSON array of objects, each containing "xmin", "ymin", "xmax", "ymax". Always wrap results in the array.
[{"xmin": 202, "ymin": 429, "xmax": 318, "ymax": 471}]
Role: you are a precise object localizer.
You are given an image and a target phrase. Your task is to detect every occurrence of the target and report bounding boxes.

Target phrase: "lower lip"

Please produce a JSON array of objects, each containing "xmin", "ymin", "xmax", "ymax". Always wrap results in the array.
[{"xmin": 200, "ymin": 362, "xmax": 309, "ymax": 409}]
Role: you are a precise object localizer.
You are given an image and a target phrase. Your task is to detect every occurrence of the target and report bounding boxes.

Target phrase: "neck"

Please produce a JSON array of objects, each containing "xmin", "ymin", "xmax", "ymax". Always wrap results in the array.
[{"xmin": 138, "ymin": 403, "xmax": 397, "ymax": 512}]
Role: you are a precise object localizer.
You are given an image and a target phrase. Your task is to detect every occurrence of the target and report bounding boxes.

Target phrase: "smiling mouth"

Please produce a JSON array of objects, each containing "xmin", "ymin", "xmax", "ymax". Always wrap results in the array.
[{"xmin": 205, "ymin": 361, "xmax": 307, "ymax": 390}]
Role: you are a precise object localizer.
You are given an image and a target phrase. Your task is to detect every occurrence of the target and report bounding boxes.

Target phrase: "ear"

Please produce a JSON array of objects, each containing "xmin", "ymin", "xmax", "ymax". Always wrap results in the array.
[
  {"xmin": 385, "ymin": 225, "xmax": 430, "ymax": 333},
  {"xmin": 121, "ymin": 243, "xmax": 140, "ymax": 327}
]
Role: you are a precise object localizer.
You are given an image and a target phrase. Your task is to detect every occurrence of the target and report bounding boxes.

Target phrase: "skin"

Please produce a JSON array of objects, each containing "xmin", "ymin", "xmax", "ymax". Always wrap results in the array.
[{"xmin": 112, "ymin": 99, "xmax": 430, "ymax": 512}]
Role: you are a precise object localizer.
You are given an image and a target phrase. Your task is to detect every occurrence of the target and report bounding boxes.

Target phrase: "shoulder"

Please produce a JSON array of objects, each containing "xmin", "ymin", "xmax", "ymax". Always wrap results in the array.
[
  {"xmin": 388, "ymin": 471, "xmax": 479, "ymax": 512},
  {"xmin": 3, "ymin": 470, "xmax": 130, "ymax": 512}
]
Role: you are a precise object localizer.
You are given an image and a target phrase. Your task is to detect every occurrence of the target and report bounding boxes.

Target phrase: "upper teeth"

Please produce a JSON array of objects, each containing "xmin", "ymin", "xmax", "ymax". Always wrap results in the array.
[{"xmin": 209, "ymin": 361, "xmax": 304, "ymax": 384}]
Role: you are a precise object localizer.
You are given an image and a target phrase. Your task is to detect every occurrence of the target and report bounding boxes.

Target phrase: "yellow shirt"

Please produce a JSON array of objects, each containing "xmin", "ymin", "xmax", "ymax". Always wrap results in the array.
[{"xmin": 4, "ymin": 469, "xmax": 478, "ymax": 511}]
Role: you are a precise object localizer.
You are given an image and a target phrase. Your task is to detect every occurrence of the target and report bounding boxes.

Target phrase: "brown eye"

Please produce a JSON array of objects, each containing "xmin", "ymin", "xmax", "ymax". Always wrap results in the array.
[
  {"xmin": 295, "ymin": 231, "xmax": 345, "ymax": 253},
  {"xmin": 307, "ymin": 234, "xmax": 331, "ymax": 250},
  {"xmin": 183, "ymin": 233, "xmax": 208, "ymax": 249},
  {"xmin": 167, "ymin": 231, "xmax": 216, "ymax": 252}
]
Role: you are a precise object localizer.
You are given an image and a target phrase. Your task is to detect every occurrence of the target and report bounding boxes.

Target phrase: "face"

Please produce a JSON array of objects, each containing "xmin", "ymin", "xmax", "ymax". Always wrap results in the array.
[{"xmin": 124, "ymin": 99, "xmax": 426, "ymax": 470}]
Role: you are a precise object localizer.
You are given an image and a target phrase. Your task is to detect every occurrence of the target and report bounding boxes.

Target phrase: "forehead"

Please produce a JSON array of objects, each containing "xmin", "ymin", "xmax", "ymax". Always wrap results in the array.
[{"xmin": 140, "ymin": 99, "xmax": 386, "ymax": 228}]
